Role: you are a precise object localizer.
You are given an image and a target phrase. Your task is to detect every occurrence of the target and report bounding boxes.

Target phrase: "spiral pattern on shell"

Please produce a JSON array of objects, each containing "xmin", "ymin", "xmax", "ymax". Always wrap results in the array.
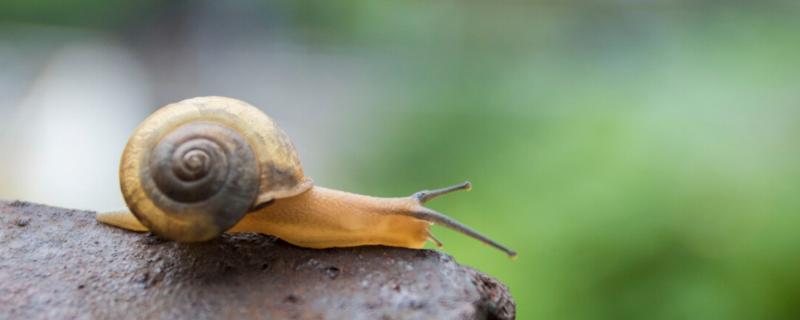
[
  {"xmin": 150, "ymin": 123, "xmax": 236, "ymax": 203},
  {"xmin": 119, "ymin": 96, "xmax": 313, "ymax": 242},
  {"xmin": 134, "ymin": 121, "xmax": 260, "ymax": 241}
]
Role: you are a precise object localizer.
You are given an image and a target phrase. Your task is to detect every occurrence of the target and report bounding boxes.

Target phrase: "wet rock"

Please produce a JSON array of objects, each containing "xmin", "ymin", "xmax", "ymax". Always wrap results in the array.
[{"xmin": 0, "ymin": 200, "xmax": 515, "ymax": 319}]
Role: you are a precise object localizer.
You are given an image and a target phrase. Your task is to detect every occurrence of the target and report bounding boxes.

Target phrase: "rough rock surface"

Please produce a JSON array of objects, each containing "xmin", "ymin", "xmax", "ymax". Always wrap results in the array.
[{"xmin": 0, "ymin": 200, "xmax": 515, "ymax": 320}]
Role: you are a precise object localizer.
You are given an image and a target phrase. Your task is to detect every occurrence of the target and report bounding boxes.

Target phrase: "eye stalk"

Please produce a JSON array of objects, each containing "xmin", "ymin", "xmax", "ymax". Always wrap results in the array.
[{"xmin": 413, "ymin": 181, "xmax": 472, "ymax": 203}]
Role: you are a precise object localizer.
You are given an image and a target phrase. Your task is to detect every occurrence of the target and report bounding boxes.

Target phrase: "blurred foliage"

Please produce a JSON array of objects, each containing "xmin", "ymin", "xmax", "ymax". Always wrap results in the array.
[
  {"xmin": 336, "ymin": 2, "xmax": 800, "ymax": 319},
  {"xmin": 3, "ymin": 1, "xmax": 800, "ymax": 319}
]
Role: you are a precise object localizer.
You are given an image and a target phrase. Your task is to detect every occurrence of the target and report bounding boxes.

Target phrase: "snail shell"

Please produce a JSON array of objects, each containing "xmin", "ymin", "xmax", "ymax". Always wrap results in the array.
[{"xmin": 120, "ymin": 96, "xmax": 313, "ymax": 242}]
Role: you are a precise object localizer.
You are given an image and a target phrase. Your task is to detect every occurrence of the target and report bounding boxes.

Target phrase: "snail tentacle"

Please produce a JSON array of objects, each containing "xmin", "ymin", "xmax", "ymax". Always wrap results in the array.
[{"xmin": 403, "ymin": 181, "xmax": 518, "ymax": 258}]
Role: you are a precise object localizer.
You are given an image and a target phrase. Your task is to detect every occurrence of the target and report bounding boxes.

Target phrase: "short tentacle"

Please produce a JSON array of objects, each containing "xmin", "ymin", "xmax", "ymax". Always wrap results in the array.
[{"xmin": 427, "ymin": 231, "xmax": 444, "ymax": 248}]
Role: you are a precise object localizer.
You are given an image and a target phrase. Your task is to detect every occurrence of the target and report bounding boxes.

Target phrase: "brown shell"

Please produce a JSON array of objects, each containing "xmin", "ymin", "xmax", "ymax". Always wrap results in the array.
[{"xmin": 119, "ymin": 96, "xmax": 313, "ymax": 241}]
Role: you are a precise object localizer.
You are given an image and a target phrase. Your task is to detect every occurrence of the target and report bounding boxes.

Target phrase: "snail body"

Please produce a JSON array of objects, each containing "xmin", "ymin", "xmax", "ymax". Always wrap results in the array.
[{"xmin": 98, "ymin": 96, "xmax": 516, "ymax": 257}]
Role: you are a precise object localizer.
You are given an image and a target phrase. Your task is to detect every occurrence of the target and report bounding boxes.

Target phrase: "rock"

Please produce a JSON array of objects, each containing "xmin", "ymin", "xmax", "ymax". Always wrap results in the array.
[{"xmin": 0, "ymin": 200, "xmax": 515, "ymax": 320}]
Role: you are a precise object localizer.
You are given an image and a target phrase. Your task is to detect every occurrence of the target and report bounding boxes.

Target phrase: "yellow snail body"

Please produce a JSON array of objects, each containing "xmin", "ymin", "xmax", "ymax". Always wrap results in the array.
[{"xmin": 98, "ymin": 96, "xmax": 516, "ymax": 257}]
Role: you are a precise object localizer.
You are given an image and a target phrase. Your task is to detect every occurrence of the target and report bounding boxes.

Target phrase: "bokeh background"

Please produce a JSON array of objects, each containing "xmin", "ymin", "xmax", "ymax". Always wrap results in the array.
[{"xmin": 2, "ymin": 1, "xmax": 800, "ymax": 319}]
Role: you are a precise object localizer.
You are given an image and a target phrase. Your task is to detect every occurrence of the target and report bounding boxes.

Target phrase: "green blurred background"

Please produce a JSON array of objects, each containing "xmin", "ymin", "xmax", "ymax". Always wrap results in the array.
[{"xmin": 2, "ymin": 1, "xmax": 800, "ymax": 319}]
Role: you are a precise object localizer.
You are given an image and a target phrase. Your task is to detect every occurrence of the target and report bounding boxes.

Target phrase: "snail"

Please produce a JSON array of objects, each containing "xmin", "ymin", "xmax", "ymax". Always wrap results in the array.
[{"xmin": 97, "ymin": 96, "xmax": 516, "ymax": 258}]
